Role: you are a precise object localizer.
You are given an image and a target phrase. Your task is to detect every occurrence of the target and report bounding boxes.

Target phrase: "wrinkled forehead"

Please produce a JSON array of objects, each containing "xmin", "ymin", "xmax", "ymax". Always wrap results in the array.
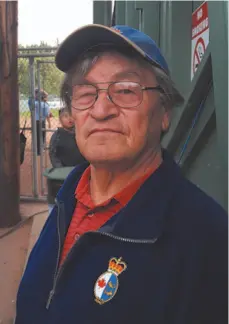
[
  {"xmin": 70, "ymin": 51, "xmax": 156, "ymax": 85},
  {"xmin": 94, "ymin": 51, "xmax": 141, "ymax": 67}
]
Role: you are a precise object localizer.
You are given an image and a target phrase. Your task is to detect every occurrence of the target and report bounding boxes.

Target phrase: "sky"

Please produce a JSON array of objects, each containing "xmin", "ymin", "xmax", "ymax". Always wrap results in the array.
[{"xmin": 18, "ymin": 0, "xmax": 93, "ymax": 46}]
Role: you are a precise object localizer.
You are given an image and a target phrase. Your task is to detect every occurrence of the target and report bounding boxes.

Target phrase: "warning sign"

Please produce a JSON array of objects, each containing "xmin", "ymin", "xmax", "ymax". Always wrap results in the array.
[{"xmin": 191, "ymin": 2, "xmax": 209, "ymax": 80}]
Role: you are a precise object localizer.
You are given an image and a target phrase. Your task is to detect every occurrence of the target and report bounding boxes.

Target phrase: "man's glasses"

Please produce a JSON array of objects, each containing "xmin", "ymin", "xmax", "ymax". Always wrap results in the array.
[{"xmin": 70, "ymin": 81, "xmax": 164, "ymax": 110}]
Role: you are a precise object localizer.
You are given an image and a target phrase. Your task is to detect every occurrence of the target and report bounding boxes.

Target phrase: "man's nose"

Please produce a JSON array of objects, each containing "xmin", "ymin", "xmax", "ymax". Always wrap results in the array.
[{"xmin": 90, "ymin": 89, "xmax": 119, "ymax": 120}]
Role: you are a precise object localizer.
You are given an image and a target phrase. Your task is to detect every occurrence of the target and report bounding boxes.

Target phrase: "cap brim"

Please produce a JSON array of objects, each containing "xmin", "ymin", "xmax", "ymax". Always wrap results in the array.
[{"xmin": 55, "ymin": 24, "xmax": 151, "ymax": 72}]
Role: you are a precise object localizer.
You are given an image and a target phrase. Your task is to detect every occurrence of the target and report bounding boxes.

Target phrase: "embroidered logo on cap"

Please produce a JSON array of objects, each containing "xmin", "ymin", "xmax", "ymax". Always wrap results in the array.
[
  {"xmin": 94, "ymin": 257, "xmax": 127, "ymax": 305},
  {"xmin": 111, "ymin": 27, "xmax": 123, "ymax": 34}
]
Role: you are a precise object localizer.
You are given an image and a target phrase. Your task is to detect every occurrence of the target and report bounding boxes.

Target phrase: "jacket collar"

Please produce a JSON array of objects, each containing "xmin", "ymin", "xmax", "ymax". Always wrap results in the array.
[
  {"xmin": 57, "ymin": 151, "xmax": 183, "ymax": 241},
  {"xmin": 56, "ymin": 162, "xmax": 89, "ymax": 230}
]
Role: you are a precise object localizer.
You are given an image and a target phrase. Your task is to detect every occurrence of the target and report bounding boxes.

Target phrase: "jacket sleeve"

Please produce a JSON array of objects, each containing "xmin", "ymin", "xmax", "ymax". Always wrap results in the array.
[{"xmin": 49, "ymin": 130, "xmax": 63, "ymax": 168}]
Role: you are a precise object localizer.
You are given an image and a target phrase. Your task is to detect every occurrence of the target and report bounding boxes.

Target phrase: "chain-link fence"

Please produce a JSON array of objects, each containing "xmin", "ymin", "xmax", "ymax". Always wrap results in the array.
[{"xmin": 18, "ymin": 50, "xmax": 64, "ymax": 199}]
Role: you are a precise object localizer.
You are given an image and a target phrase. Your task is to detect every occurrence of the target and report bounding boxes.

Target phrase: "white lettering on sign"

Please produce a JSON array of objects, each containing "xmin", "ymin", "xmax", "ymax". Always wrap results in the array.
[
  {"xmin": 192, "ymin": 18, "xmax": 209, "ymax": 38},
  {"xmin": 197, "ymin": 8, "xmax": 203, "ymax": 21}
]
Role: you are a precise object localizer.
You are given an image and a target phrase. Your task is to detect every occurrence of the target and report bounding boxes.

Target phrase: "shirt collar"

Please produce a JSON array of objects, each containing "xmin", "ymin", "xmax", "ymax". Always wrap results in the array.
[{"xmin": 75, "ymin": 164, "xmax": 158, "ymax": 209}]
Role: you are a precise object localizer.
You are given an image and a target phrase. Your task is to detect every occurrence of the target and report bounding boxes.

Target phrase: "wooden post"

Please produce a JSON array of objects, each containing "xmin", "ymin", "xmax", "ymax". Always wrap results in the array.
[{"xmin": 0, "ymin": 1, "xmax": 21, "ymax": 227}]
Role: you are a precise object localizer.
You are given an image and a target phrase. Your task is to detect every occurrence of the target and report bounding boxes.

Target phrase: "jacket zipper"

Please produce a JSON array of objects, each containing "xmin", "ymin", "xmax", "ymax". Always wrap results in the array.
[
  {"xmin": 46, "ymin": 200, "xmax": 62, "ymax": 309},
  {"xmin": 46, "ymin": 206, "xmax": 158, "ymax": 309},
  {"xmin": 97, "ymin": 231, "xmax": 158, "ymax": 244}
]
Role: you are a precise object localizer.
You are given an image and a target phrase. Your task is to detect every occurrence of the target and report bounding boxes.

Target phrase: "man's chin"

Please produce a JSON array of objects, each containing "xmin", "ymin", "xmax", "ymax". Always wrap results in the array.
[
  {"xmin": 87, "ymin": 156, "xmax": 122, "ymax": 165},
  {"xmin": 79, "ymin": 139, "xmax": 130, "ymax": 164},
  {"xmin": 84, "ymin": 151, "xmax": 125, "ymax": 165}
]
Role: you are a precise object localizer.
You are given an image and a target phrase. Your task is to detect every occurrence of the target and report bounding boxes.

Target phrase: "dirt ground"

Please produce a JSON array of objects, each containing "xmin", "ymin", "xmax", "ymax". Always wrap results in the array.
[{"xmin": 0, "ymin": 202, "xmax": 48, "ymax": 324}]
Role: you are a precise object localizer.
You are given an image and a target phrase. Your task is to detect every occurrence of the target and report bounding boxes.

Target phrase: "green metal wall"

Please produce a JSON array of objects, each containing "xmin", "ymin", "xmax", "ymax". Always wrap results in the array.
[{"xmin": 93, "ymin": 1, "xmax": 228, "ymax": 210}]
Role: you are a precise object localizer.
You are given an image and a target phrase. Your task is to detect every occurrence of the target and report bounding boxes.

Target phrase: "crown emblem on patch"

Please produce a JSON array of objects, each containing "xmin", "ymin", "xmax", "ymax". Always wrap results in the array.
[
  {"xmin": 108, "ymin": 257, "xmax": 127, "ymax": 275},
  {"xmin": 94, "ymin": 257, "xmax": 127, "ymax": 305}
]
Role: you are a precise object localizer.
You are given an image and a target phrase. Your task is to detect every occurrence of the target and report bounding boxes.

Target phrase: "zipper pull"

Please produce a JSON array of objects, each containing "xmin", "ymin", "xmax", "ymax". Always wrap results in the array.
[{"xmin": 46, "ymin": 289, "xmax": 55, "ymax": 309}]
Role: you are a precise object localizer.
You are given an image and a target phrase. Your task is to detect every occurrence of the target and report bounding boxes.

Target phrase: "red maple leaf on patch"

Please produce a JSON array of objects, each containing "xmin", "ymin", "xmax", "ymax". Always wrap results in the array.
[{"xmin": 98, "ymin": 278, "xmax": 106, "ymax": 288}]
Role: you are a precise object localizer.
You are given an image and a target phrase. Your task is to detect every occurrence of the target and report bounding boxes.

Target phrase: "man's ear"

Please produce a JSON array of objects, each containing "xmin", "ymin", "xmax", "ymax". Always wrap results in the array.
[{"xmin": 161, "ymin": 107, "xmax": 171, "ymax": 132}]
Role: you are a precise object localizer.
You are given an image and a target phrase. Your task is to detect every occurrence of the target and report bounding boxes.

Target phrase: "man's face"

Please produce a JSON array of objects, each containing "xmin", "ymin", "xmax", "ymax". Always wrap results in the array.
[{"xmin": 71, "ymin": 53, "xmax": 169, "ymax": 166}]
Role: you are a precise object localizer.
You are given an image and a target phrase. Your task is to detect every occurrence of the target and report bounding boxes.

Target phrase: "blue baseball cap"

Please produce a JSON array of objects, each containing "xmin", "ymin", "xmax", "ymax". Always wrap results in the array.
[{"xmin": 55, "ymin": 24, "xmax": 170, "ymax": 75}]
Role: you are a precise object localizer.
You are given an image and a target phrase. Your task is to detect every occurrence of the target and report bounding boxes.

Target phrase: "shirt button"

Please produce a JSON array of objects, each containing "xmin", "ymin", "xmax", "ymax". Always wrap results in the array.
[
  {"xmin": 74, "ymin": 233, "xmax": 80, "ymax": 240},
  {"xmin": 88, "ymin": 212, "xmax": 94, "ymax": 218}
]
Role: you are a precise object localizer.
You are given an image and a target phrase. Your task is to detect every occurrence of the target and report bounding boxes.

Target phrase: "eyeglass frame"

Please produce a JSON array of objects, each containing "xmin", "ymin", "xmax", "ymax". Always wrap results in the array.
[{"xmin": 69, "ymin": 81, "xmax": 165, "ymax": 110}]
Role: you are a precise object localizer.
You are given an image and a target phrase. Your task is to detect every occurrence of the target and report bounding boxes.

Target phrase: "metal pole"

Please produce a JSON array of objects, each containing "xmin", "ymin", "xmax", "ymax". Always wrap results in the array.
[
  {"xmin": 38, "ymin": 60, "xmax": 55, "ymax": 195},
  {"xmin": 20, "ymin": 196, "xmax": 47, "ymax": 203},
  {"xmin": 43, "ymin": 122, "xmax": 48, "ymax": 181},
  {"xmin": 18, "ymin": 53, "xmax": 56, "ymax": 58},
  {"xmin": 37, "ymin": 62, "xmax": 45, "ymax": 195},
  {"xmin": 29, "ymin": 57, "xmax": 38, "ymax": 197},
  {"xmin": 18, "ymin": 46, "xmax": 57, "ymax": 52},
  {"xmin": 37, "ymin": 60, "xmax": 55, "ymax": 64}
]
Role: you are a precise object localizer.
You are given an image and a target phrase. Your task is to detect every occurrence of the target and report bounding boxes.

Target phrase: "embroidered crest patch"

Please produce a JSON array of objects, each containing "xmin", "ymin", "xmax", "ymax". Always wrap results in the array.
[{"xmin": 94, "ymin": 257, "xmax": 127, "ymax": 305}]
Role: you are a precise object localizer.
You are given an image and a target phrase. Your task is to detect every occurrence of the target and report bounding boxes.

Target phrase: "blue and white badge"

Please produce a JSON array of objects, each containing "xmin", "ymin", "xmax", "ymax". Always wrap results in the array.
[{"xmin": 94, "ymin": 257, "xmax": 127, "ymax": 305}]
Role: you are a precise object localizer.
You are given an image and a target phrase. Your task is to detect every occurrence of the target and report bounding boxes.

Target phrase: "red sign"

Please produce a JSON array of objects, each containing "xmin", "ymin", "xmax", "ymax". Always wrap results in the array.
[
  {"xmin": 192, "ymin": 2, "xmax": 209, "ymax": 40},
  {"xmin": 191, "ymin": 2, "xmax": 209, "ymax": 80}
]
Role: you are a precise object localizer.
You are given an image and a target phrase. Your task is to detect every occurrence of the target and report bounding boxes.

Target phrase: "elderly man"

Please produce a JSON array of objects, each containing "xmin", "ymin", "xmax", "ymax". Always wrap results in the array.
[{"xmin": 15, "ymin": 25, "xmax": 227, "ymax": 324}]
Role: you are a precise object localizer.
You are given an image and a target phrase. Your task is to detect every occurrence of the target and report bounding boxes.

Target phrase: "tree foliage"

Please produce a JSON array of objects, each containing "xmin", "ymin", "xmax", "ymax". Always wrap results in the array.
[{"xmin": 18, "ymin": 42, "xmax": 64, "ymax": 97}]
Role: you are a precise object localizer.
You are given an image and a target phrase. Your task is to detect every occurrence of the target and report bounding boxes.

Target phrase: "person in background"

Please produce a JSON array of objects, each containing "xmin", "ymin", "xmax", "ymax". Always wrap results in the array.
[
  {"xmin": 49, "ymin": 107, "xmax": 86, "ymax": 167},
  {"xmin": 48, "ymin": 107, "xmax": 87, "ymax": 213},
  {"xmin": 28, "ymin": 88, "xmax": 39, "ymax": 110},
  {"xmin": 35, "ymin": 90, "xmax": 51, "ymax": 155},
  {"xmin": 28, "ymin": 89, "xmax": 51, "ymax": 155}
]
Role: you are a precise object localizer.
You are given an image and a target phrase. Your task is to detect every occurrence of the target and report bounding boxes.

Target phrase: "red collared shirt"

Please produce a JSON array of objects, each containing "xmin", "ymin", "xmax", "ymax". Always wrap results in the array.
[{"xmin": 60, "ymin": 166, "xmax": 155, "ymax": 265}]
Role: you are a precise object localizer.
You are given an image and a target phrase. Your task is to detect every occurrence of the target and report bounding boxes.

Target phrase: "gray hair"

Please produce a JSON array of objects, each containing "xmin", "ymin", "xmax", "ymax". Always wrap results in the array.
[{"xmin": 60, "ymin": 46, "xmax": 184, "ymax": 112}]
